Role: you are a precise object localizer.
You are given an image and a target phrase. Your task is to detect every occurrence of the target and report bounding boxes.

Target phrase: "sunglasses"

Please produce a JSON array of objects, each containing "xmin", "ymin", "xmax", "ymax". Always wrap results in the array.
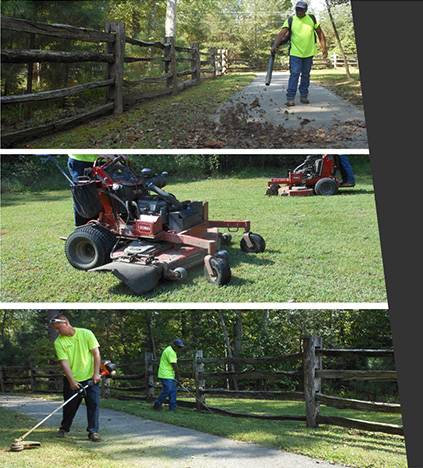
[{"xmin": 50, "ymin": 318, "xmax": 67, "ymax": 324}]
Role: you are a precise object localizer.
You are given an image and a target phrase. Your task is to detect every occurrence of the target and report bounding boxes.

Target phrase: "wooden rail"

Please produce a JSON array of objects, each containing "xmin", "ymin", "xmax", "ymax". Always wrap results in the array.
[
  {"xmin": 1, "ymin": 339, "xmax": 401, "ymax": 436},
  {"xmin": 0, "ymin": 16, "xmax": 227, "ymax": 147}
]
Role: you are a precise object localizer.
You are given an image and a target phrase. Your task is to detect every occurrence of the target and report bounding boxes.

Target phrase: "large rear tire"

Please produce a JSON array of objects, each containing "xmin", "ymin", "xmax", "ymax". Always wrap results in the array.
[
  {"xmin": 65, "ymin": 225, "xmax": 116, "ymax": 270},
  {"xmin": 314, "ymin": 177, "xmax": 338, "ymax": 196}
]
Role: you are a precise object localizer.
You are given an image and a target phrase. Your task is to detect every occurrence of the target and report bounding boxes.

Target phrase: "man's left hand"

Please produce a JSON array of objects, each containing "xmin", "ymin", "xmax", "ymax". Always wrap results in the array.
[{"xmin": 322, "ymin": 51, "xmax": 328, "ymax": 59}]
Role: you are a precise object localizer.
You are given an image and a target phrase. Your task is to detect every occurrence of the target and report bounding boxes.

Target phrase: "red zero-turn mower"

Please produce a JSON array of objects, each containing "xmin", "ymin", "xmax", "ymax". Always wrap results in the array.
[
  {"xmin": 266, "ymin": 155, "xmax": 345, "ymax": 197},
  {"xmin": 63, "ymin": 155, "xmax": 266, "ymax": 294}
]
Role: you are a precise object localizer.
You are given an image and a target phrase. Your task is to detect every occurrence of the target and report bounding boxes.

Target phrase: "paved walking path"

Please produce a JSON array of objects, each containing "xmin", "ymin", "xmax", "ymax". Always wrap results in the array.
[
  {"xmin": 1, "ymin": 395, "xmax": 350, "ymax": 468},
  {"xmin": 215, "ymin": 71, "xmax": 368, "ymax": 149}
]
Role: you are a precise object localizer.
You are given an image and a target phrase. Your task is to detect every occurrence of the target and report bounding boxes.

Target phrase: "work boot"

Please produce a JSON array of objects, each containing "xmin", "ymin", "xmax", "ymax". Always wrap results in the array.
[
  {"xmin": 340, "ymin": 182, "xmax": 355, "ymax": 187},
  {"xmin": 153, "ymin": 403, "xmax": 163, "ymax": 411},
  {"xmin": 300, "ymin": 96, "xmax": 310, "ymax": 104},
  {"xmin": 285, "ymin": 99, "xmax": 295, "ymax": 107},
  {"xmin": 56, "ymin": 429, "xmax": 66, "ymax": 438},
  {"xmin": 88, "ymin": 432, "xmax": 101, "ymax": 442}
]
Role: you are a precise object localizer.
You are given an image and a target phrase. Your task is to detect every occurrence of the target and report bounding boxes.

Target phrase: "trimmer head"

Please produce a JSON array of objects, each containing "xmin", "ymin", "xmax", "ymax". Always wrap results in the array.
[{"xmin": 10, "ymin": 439, "xmax": 41, "ymax": 452}]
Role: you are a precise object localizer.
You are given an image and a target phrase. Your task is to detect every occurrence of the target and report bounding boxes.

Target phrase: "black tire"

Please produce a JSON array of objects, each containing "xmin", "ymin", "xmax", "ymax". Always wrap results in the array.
[
  {"xmin": 204, "ymin": 257, "xmax": 231, "ymax": 286},
  {"xmin": 240, "ymin": 233, "xmax": 266, "ymax": 253},
  {"xmin": 220, "ymin": 233, "xmax": 232, "ymax": 245},
  {"xmin": 65, "ymin": 225, "xmax": 116, "ymax": 270},
  {"xmin": 266, "ymin": 185, "xmax": 279, "ymax": 196},
  {"xmin": 314, "ymin": 177, "xmax": 338, "ymax": 196}
]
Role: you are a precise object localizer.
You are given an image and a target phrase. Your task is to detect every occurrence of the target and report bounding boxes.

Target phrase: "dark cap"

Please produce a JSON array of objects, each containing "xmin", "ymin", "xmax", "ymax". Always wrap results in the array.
[
  {"xmin": 173, "ymin": 338, "xmax": 184, "ymax": 348},
  {"xmin": 296, "ymin": 1, "xmax": 308, "ymax": 9}
]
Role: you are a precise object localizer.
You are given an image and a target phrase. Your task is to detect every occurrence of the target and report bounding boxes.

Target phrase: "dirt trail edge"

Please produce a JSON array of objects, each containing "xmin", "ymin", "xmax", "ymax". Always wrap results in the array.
[
  {"xmin": 213, "ymin": 71, "xmax": 368, "ymax": 149},
  {"xmin": 1, "ymin": 395, "xmax": 351, "ymax": 468}
]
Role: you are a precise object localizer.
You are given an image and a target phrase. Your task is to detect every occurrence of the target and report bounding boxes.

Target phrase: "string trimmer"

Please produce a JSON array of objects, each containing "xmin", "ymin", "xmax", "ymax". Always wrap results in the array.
[
  {"xmin": 10, "ymin": 361, "xmax": 116, "ymax": 452},
  {"xmin": 175, "ymin": 380, "xmax": 213, "ymax": 413}
]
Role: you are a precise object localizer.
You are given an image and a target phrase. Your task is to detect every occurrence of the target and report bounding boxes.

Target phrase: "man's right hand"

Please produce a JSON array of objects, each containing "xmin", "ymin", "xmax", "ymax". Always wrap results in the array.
[
  {"xmin": 271, "ymin": 46, "xmax": 277, "ymax": 55},
  {"xmin": 70, "ymin": 380, "xmax": 82, "ymax": 391}
]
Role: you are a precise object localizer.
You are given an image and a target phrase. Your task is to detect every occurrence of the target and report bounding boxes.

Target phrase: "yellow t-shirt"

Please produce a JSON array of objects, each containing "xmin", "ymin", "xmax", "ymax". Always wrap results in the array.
[
  {"xmin": 54, "ymin": 328, "xmax": 100, "ymax": 381},
  {"xmin": 157, "ymin": 346, "xmax": 177, "ymax": 379},
  {"xmin": 69, "ymin": 155, "xmax": 98, "ymax": 163},
  {"xmin": 283, "ymin": 14, "xmax": 319, "ymax": 58}
]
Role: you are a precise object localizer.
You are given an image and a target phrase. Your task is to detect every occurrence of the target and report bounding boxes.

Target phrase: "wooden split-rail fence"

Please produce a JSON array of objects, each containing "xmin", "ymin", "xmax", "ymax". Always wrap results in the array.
[
  {"xmin": 0, "ymin": 16, "xmax": 228, "ymax": 147},
  {"xmin": 0, "ymin": 337, "xmax": 402, "ymax": 436}
]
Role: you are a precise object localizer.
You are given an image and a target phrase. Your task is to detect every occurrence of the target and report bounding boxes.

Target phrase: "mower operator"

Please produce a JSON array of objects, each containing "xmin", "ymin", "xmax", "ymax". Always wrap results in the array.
[
  {"xmin": 51, "ymin": 314, "xmax": 102, "ymax": 442},
  {"xmin": 338, "ymin": 155, "xmax": 356, "ymax": 187},
  {"xmin": 153, "ymin": 339, "xmax": 184, "ymax": 412},
  {"xmin": 271, "ymin": 1, "xmax": 327, "ymax": 106},
  {"xmin": 68, "ymin": 154, "xmax": 98, "ymax": 226}
]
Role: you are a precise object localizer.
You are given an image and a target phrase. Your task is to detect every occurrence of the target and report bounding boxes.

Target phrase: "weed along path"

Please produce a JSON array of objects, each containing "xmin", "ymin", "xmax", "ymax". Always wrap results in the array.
[
  {"xmin": 2, "ymin": 396, "xmax": 350, "ymax": 468},
  {"xmin": 214, "ymin": 71, "xmax": 368, "ymax": 149}
]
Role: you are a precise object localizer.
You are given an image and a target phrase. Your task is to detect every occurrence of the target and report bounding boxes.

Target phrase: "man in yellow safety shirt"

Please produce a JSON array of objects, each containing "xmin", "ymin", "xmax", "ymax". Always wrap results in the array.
[
  {"xmin": 51, "ymin": 314, "xmax": 102, "ymax": 441},
  {"xmin": 272, "ymin": 1, "xmax": 327, "ymax": 106},
  {"xmin": 153, "ymin": 339, "xmax": 184, "ymax": 412}
]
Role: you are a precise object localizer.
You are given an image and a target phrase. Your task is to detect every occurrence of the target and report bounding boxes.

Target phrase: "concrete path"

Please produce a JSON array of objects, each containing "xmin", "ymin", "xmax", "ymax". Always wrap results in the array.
[
  {"xmin": 215, "ymin": 71, "xmax": 368, "ymax": 148},
  {"xmin": 1, "ymin": 395, "xmax": 350, "ymax": 468}
]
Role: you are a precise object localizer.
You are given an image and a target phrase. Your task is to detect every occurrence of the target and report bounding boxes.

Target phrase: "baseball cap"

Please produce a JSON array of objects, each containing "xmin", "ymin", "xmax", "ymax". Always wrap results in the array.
[
  {"xmin": 173, "ymin": 338, "xmax": 184, "ymax": 348},
  {"xmin": 296, "ymin": 1, "xmax": 308, "ymax": 9}
]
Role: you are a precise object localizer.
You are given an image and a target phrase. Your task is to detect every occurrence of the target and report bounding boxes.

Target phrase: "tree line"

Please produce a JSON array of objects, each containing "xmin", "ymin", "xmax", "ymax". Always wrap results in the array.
[
  {"xmin": 1, "ymin": 0, "xmax": 357, "ymax": 97},
  {"xmin": 0, "ymin": 154, "xmax": 372, "ymax": 193},
  {"xmin": 0, "ymin": 309, "xmax": 397, "ymax": 401}
]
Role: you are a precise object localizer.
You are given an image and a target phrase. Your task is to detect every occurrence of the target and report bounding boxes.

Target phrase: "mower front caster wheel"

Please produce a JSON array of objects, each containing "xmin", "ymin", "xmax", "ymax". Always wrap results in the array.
[
  {"xmin": 240, "ymin": 233, "xmax": 266, "ymax": 253},
  {"xmin": 65, "ymin": 225, "xmax": 116, "ymax": 270},
  {"xmin": 204, "ymin": 257, "xmax": 231, "ymax": 286},
  {"xmin": 174, "ymin": 267, "xmax": 188, "ymax": 281}
]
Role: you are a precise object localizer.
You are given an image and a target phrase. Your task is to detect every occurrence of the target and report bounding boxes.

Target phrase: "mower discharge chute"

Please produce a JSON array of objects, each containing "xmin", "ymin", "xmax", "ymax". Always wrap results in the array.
[
  {"xmin": 64, "ymin": 155, "xmax": 266, "ymax": 294},
  {"xmin": 266, "ymin": 155, "xmax": 344, "ymax": 197}
]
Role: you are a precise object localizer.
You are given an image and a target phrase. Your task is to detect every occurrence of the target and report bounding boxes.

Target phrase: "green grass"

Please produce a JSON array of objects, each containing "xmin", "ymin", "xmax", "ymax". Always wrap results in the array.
[
  {"xmin": 0, "ymin": 395, "xmax": 406, "ymax": 468},
  {"xmin": 15, "ymin": 73, "xmax": 256, "ymax": 150},
  {"xmin": 310, "ymin": 68, "xmax": 363, "ymax": 107},
  {"xmin": 0, "ymin": 405, "xmax": 148, "ymax": 468},
  {"xmin": 0, "ymin": 170, "xmax": 386, "ymax": 303}
]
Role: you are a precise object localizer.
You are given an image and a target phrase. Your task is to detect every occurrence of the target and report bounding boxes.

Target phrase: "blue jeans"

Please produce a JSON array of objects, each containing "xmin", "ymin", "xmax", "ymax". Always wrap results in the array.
[
  {"xmin": 338, "ymin": 155, "xmax": 355, "ymax": 184},
  {"xmin": 60, "ymin": 377, "xmax": 100, "ymax": 434},
  {"xmin": 68, "ymin": 158, "xmax": 95, "ymax": 226},
  {"xmin": 287, "ymin": 55, "xmax": 314, "ymax": 100},
  {"xmin": 154, "ymin": 378, "xmax": 177, "ymax": 410}
]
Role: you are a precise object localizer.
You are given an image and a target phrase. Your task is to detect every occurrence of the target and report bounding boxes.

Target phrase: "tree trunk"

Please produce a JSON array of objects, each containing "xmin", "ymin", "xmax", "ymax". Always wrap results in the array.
[
  {"xmin": 145, "ymin": 312, "xmax": 157, "ymax": 359},
  {"xmin": 165, "ymin": 0, "xmax": 177, "ymax": 38},
  {"xmin": 325, "ymin": 0, "xmax": 352, "ymax": 80},
  {"xmin": 218, "ymin": 310, "xmax": 238, "ymax": 390}
]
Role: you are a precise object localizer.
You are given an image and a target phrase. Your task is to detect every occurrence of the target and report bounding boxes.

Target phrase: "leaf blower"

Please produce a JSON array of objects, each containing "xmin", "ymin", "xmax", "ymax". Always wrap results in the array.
[{"xmin": 10, "ymin": 361, "xmax": 117, "ymax": 452}]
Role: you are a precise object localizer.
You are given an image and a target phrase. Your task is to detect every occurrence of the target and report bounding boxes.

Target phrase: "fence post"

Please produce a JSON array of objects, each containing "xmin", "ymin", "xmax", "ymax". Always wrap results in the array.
[
  {"xmin": 210, "ymin": 47, "xmax": 216, "ymax": 78},
  {"xmin": 145, "ymin": 353, "xmax": 155, "ymax": 402},
  {"xmin": 164, "ymin": 37, "xmax": 178, "ymax": 95},
  {"xmin": 105, "ymin": 21, "xmax": 125, "ymax": 114},
  {"xmin": 302, "ymin": 336, "xmax": 322, "ymax": 428},
  {"xmin": 0, "ymin": 366, "xmax": 5, "ymax": 393},
  {"xmin": 190, "ymin": 42, "xmax": 201, "ymax": 85},
  {"xmin": 332, "ymin": 52, "xmax": 337, "ymax": 69},
  {"xmin": 194, "ymin": 350, "xmax": 206, "ymax": 411}
]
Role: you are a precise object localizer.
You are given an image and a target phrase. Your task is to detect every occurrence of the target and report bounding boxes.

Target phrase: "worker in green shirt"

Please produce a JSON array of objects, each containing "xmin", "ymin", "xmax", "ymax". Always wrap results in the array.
[
  {"xmin": 272, "ymin": 1, "xmax": 327, "ymax": 106},
  {"xmin": 153, "ymin": 339, "xmax": 184, "ymax": 412},
  {"xmin": 68, "ymin": 154, "xmax": 98, "ymax": 225},
  {"xmin": 51, "ymin": 315, "xmax": 102, "ymax": 442}
]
